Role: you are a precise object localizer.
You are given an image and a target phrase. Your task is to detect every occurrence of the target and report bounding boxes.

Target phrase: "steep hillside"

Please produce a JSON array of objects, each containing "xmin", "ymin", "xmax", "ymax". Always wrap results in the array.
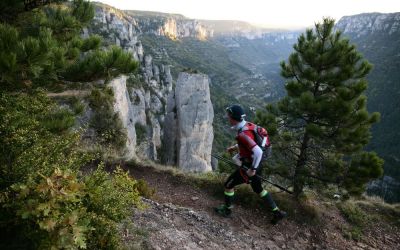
[
  {"xmin": 118, "ymin": 9, "xmax": 300, "ymax": 152},
  {"xmin": 336, "ymin": 13, "xmax": 400, "ymax": 202},
  {"xmin": 121, "ymin": 162, "xmax": 400, "ymax": 250},
  {"xmin": 212, "ymin": 32, "xmax": 300, "ymax": 99}
]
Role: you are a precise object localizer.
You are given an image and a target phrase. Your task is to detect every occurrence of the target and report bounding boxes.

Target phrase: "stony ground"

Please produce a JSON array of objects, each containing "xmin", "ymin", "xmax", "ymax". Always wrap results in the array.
[{"xmin": 121, "ymin": 164, "xmax": 400, "ymax": 250}]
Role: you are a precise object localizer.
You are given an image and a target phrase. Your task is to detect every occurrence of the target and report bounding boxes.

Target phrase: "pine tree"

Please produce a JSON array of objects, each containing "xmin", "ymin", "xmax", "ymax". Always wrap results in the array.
[
  {"xmin": 0, "ymin": 0, "xmax": 137, "ymax": 90},
  {"xmin": 256, "ymin": 18, "xmax": 384, "ymax": 197},
  {"xmin": 64, "ymin": 45, "xmax": 138, "ymax": 83}
]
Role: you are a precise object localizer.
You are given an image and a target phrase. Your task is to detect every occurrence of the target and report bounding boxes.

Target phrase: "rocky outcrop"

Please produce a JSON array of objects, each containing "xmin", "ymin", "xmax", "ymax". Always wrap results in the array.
[
  {"xmin": 87, "ymin": 4, "xmax": 215, "ymax": 166},
  {"xmin": 88, "ymin": 3, "xmax": 174, "ymax": 161},
  {"xmin": 124, "ymin": 10, "xmax": 212, "ymax": 40},
  {"xmin": 90, "ymin": 4, "xmax": 141, "ymax": 59},
  {"xmin": 336, "ymin": 12, "xmax": 400, "ymax": 36},
  {"xmin": 110, "ymin": 75, "xmax": 137, "ymax": 159},
  {"xmin": 163, "ymin": 73, "xmax": 214, "ymax": 172},
  {"xmin": 157, "ymin": 18, "xmax": 210, "ymax": 40}
]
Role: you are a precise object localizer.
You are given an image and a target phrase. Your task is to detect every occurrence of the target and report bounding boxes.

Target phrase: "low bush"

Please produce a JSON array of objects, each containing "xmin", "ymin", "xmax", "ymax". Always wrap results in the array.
[
  {"xmin": 338, "ymin": 200, "xmax": 369, "ymax": 227},
  {"xmin": 135, "ymin": 179, "xmax": 156, "ymax": 198}
]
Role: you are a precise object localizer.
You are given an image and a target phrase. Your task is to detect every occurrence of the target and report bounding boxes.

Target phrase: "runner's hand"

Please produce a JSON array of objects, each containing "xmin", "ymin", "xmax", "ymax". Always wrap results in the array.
[
  {"xmin": 226, "ymin": 145, "xmax": 237, "ymax": 153},
  {"xmin": 246, "ymin": 169, "xmax": 256, "ymax": 177}
]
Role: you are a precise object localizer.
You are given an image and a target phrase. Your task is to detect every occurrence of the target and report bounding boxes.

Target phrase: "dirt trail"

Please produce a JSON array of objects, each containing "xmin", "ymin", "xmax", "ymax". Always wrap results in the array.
[
  {"xmin": 47, "ymin": 90, "xmax": 90, "ymax": 97},
  {"xmin": 125, "ymin": 165, "xmax": 399, "ymax": 250}
]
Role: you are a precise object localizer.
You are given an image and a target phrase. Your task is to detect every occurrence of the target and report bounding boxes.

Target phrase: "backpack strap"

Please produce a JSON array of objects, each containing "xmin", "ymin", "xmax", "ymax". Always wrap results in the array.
[{"xmin": 238, "ymin": 122, "xmax": 253, "ymax": 133}]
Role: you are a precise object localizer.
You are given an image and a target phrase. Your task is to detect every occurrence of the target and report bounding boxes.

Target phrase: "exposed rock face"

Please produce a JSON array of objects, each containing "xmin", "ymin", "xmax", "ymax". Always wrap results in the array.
[
  {"xmin": 88, "ymin": 4, "xmax": 215, "ymax": 166},
  {"xmin": 124, "ymin": 11, "xmax": 212, "ymax": 40},
  {"xmin": 89, "ymin": 4, "xmax": 174, "ymax": 161},
  {"xmin": 158, "ymin": 18, "xmax": 210, "ymax": 40},
  {"xmin": 90, "ymin": 4, "xmax": 141, "ymax": 59},
  {"xmin": 164, "ymin": 73, "xmax": 214, "ymax": 172},
  {"xmin": 110, "ymin": 75, "xmax": 137, "ymax": 159},
  {"xmin": 336, "ymin": 13, "xmax": 400, "ymax": 36}
]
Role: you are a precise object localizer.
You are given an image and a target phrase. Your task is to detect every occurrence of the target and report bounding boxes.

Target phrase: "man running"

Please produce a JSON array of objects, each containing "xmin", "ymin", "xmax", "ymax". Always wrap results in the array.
[{"xmin": 215, "ymin": 104, "xmax": 287, "ymax": 224}]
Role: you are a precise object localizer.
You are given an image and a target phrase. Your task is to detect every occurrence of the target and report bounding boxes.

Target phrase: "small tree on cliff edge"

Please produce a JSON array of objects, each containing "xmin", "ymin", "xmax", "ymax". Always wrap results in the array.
[{"xmin": 256, "ymin": 18, "xmax": 384, "ymax": 197}]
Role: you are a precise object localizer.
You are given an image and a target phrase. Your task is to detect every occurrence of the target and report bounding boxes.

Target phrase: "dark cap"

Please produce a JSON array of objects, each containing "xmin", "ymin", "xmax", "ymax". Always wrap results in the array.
[{"xmin": 226, "ymin": 104, "xmax": 245, "ymax": 121}]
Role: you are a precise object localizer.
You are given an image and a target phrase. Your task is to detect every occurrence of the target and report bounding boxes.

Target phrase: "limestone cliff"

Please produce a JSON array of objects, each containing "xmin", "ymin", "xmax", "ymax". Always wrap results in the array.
[
  {"xmin": 110, "ymin": 75, "xmax": 136, "ymax": 159},
  {"xmin": 87, "ymin": 3, "xmax": 174, "ymax": 161},
  {"xmin": 124, "ymin": 10, "xmax": 212, "ymax": 40},
  {"xmin": 163, "ymin": 73, "xmax": 214, "ymax": 172},
  {"xmin": 86, "ymin": 4, "xmax": 214, "ymax": 170},
  {"xmin": 336, "ymin": 12, "xmax": 400, "ymax": 36}
]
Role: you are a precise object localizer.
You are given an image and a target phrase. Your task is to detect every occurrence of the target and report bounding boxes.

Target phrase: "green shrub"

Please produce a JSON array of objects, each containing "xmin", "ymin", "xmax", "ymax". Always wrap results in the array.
[
  {"xmin": 135, "ymin": 178, "xmax": 156, "ymax": 198},
  {"xmin": 0, "ymin": 92, "xmax": 86, "ymax": 186},
  {"xmin": 0, "ymin": 92, "xmax": 142, "ymax": 249},
  {"xmin": 41, "ymin": 107, "xmax": 75, "ymax": 134},
  {"xmin": 88, "ymin": 87, "xmax": 127, "ymax": 151},
  {"xmin": 8, "ymin": 168, "xmax": 90, "ymax": 249},
  {"xmin": 338, "ymin": 200, "xmax": 369, "ymax": 226},
  {"xmin": 69, "ymin": 96, "xmax": 85, "ymax": 115},
  {"xmin": 4, "ymin": 165, "xmax": 143, "ymax": 250},
  {"xmin": 127, "ymin": 74, "xmax": 144, "ymax": 89},
  {"xmin": 337, "ymin": 200, "xmax": 369, "ymax": 241},
  {"xmin": 65, "ymin": 45, "xmax": 138, "ymax": 83},
  {"xmin": 84, "ymin": 165, "xmax": 142, "ymax": 249}
]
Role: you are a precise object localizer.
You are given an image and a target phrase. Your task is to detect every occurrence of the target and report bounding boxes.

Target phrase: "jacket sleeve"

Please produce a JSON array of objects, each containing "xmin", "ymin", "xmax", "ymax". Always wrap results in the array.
[{"xmin": 251, "ymin": 145, "xmax": 263, "ymax": 170}]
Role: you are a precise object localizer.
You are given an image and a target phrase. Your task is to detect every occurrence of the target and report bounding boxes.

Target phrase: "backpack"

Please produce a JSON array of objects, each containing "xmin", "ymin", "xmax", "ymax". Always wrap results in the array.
[{"xmin": 239, "ymin": 122, "xmax": 271, "ymax": 158}]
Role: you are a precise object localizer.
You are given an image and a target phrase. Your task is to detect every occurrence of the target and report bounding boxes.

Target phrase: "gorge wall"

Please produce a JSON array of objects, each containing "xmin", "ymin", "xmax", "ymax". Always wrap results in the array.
[
  {"xmin": 163, "ymin": 73, "xmax": 214, "ymax": 172},
  {"xmin": 85, "ymin": 3, "xmax": 214, "ymax": 171}
]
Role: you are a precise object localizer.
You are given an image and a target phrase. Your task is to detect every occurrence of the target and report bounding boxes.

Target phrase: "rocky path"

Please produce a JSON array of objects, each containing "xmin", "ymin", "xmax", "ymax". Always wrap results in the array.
[
  {"xmin": 124, "ymin": 165, "xmax": 399, "ymax": 250},
  {"xmin": 47, "ymin": 90, "xmax": 90, "ymax": 97}
]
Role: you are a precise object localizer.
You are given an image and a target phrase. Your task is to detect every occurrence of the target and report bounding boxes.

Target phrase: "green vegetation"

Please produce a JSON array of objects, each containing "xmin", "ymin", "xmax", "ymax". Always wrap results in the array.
[
  {"xmin": 88, "ymin": 87, "xmax": 127, "ymax": 151},
  {"xmin": 256, "ymin": 18, "xmax": 384, "ymax": 197},
  {"xmin": 65, "ymin": 45, "xmax": 138, "ymax": 83},
  {"xmin": 134, "ymin": 179, "xmax": 156, "ymax": 198},
  {"xmin": 69, "ymin": 96, "xmax": 85, "ymax": 115},
  {"xmin": 339, "ymin": 200, "xmax": 369, "ymax": 226},
  {"xmin": 338, "ymin": 200, "xmax": 369, "ymax": 240},
  {"xmin": 127, "ymin": 74, "xmax": 145, "ymax": 89},
  {"xmin": 0, "ymin": 1, "xmax": 142, "ymax": 248},
  {"xmin": 338, "ymin": 196, "xmax": 400, "ymax": 240},
  {"xmin": 41, "ymin": 107, "xmax": 76, "ymax": 133},
  {"xmin": 0, "ymin": 92, "xmax": 142, "ymax": 249},
  {"xmin": 0, "ymin": 0, "xmax": 137, "ymax": 91}
]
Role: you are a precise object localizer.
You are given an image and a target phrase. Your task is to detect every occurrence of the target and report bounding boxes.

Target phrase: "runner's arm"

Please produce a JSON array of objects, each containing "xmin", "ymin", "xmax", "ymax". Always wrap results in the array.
[{"xmin": 251, "ymin": 145, "xmax": 263, "ymax": 170}]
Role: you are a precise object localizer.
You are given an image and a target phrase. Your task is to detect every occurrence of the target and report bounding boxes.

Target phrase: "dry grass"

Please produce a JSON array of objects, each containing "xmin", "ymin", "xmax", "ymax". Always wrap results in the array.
[{"xmin": 354, "ymin": 195, "xmax": 400, "ymax": 225}]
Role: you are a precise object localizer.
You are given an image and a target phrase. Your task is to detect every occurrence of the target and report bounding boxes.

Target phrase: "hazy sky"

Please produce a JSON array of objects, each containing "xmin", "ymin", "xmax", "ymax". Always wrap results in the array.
[{"xmin": 93, "ymin": 0, "xmax": 400, "ymax": 29}]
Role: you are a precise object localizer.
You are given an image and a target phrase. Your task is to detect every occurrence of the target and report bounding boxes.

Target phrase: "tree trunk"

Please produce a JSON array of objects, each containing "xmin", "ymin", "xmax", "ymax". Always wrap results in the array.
[{"xmin": 293, "ymin": 132, "xmax": 310, "ymax": 197}]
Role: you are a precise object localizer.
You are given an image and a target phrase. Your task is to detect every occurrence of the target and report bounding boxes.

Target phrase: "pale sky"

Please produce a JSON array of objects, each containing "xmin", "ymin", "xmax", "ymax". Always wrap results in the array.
[{"xmin": 93, "ymin": 0, "xmax": 400, "ymax": 29}]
